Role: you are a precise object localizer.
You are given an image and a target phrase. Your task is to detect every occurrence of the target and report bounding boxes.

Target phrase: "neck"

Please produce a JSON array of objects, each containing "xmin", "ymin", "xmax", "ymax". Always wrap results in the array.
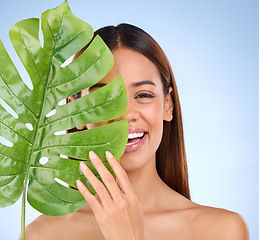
[
  {"xmin": 125, "ymin": 154, "xmax": 171, "ymax": 214},
  {"xmin": 79, "ymin": 154, "xmax": 181, "ymax": 215}
]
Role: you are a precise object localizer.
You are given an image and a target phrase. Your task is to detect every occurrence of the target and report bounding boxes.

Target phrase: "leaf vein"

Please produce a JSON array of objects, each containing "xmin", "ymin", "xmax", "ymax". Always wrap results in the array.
[
  {"xmin": 0, "ymin": 171, "xmax": 26, "ymax": 188},
  {"xmin": 0, "ymin": 120, "xmax": 33, "ymax": 145},
  {"xmin": 26, "ymin": 13, "xmax": 66, "ymax": 181},
  {"xmin": 34, "ymin": 123, "xmax": 125, "ymax": 153},
  {"xmin": 39, "ymin": 95, "xmax": 117, "ymax": 129},
  {"xmin": 54, "ymin": 29, "xmax": 83, "ymax": 54},
  {"xmin": 18, "ymin": 30, "xmax": 44, "ymax": 84},
  {"xmin": 30, "ymin": 165, "xmax": 80, "ymax": 177},
  {"xmin": 0, "ymin": 152, "xmax": 28, "ymax": 165},
  {"xmin": 0, "ymin": 72, "xmax": 37, "ymax": 121},
  {"xmin": 30, "ymin": 174, "xmax": 78, "ymax": 203},
  {"xmin": 46, "ymin": 46, "xmax": 107, "ymax": 92}
]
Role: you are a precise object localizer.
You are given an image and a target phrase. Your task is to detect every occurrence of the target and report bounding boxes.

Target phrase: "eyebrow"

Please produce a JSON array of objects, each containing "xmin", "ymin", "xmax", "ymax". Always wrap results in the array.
[
  {"xmin": 132, "ymin": 80, "xmax": 157, "ymax": 87},
  {"xmin": 88, "ymin": 80, "xmax": 156, "ymax": 91},
  {"xmin": 88, "ymin": 83, "xmax": 107, "ymax": 91}
]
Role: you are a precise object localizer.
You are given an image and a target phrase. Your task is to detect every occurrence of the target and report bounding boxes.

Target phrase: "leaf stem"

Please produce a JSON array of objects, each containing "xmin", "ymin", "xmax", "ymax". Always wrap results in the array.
[{"xmin": 21, "ymin": 178, "xmax": 27, "ymax": 240}]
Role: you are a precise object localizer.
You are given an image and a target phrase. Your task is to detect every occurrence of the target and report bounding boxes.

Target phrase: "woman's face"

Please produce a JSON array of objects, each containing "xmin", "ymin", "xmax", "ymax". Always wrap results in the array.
[{"xmin": 78, "ymin": 47, "xmax": 173, "ymax": 172}]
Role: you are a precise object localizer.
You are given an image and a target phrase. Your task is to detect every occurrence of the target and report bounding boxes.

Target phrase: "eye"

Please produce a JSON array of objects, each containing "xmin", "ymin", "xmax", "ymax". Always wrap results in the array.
[
  {"xmin": 135, "ymin": 92, "xmax": 156, "ymax": 104},
  {"xmin": 136, "ymin": 92, "xmax": 155, "ymax": 99}
]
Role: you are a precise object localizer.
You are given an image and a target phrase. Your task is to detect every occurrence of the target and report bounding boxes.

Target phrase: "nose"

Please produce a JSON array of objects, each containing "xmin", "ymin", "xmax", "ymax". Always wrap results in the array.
[{"xmin": 115, "ymin": 100, "xmax": 140, "ymax": 124}]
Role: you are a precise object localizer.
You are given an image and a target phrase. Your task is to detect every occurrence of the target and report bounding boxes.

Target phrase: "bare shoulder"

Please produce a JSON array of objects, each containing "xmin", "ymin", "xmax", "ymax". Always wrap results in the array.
[
  {"xmin": 22, "ymin": 205, "xmax": 103, "ymax": 240},
  {"xmin": 189, "ymin": 204, "xmax": 249, "ymax": 240},
  {"xmin": 22, "ymin": 214, "xmax": 66, "ymax": 240}
]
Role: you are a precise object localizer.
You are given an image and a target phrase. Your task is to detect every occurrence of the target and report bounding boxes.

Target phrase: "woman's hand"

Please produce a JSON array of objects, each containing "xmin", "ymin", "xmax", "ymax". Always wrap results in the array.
[{"xmin": 76, "ymin": 151, "xmax": 145, "ymax": 240}]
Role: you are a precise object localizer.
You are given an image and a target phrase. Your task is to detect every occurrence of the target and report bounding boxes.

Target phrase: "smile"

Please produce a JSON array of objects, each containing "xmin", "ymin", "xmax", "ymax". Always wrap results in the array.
[{"xmin": 125, "ymin": 128, "xmax": 147, "ymax": 153}]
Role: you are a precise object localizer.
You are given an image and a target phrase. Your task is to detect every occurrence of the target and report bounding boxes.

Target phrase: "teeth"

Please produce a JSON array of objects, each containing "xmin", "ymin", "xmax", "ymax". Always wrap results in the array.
[{"xmin": 128, "ymin": 132, "xmax": 144, "ymax": 139}]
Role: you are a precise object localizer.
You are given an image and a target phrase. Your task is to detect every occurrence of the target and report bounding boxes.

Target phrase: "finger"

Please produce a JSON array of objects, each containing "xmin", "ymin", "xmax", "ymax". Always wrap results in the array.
[
  {"xmin": 80, "ymin": 162, "xmax": 113, "ymax": 207},
  {"xmin": 88, "ymin": 151, "xmax": 122, "ymax": 200},
  {"xmin": 76, "ymin": 179, "xmax": 102, "ymax": 214},
  {"xmin": 105, "ymin": 151, "xmax": 134, "ymax": 194}
]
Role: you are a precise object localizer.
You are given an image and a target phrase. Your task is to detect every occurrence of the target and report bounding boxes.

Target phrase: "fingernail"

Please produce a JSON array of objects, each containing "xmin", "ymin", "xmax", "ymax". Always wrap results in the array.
[
  {"xmin": 106, "ymin": 151, "xmax": 113, "ymax": 159},
  {"xmin": 76, "ymin": 179, "xmax": 84, "ymax": 188},
  {"xmin": 89, "ymin": 151, "xmax": 97, "ymax": 160},
  {"xmin": 80, "ymin": 162, "xmax": 88, "ymax": 170}
]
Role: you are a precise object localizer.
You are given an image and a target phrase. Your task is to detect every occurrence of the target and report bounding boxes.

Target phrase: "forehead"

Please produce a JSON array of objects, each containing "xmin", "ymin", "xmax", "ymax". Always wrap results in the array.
[{"xmin": 93, "ymin": 47, "xmax": 162, "ymax": 89}]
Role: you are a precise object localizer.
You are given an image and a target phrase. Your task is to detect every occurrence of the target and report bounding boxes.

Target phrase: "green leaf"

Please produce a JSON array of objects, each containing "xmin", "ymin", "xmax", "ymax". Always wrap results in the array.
[{"xmin": 0, "ymin": 1, "xmax": 128, "ymax": 216}]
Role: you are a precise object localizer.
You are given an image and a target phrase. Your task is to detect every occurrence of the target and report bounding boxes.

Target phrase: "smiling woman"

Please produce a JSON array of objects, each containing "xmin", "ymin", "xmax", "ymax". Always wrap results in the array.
[
  {"xmin": 71, "ymin": 24, "xmax": 190, "ymax": 199},
  {"xmin": 24, "ymin": 23, "xmax": 249, "ymax": 240}
]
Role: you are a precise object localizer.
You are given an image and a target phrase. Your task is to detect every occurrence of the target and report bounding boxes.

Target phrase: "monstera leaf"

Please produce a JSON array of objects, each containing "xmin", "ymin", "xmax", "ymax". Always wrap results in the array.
[{"xmin": 0, "ymin": 0, "xmax": 128, "ymax": 222}]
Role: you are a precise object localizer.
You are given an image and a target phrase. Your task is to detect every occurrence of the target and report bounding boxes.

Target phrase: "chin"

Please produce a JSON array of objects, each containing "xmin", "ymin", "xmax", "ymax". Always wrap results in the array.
[{"xmin": 119, "ymin": 151, "xmax": 155, "ymax": 173}]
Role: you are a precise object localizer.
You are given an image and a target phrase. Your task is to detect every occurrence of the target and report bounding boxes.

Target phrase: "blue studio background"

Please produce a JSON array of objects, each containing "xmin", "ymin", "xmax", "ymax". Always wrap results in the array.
[{"xmin": 0, "ymin": 0, "xmax": 258, "ymax": 239}]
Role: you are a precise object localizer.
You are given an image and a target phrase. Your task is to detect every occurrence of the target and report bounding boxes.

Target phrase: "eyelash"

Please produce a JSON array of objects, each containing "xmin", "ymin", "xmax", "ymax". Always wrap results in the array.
[{"xmin": 136, "ymin": 92, "xmax": 155, "ymax": 99}]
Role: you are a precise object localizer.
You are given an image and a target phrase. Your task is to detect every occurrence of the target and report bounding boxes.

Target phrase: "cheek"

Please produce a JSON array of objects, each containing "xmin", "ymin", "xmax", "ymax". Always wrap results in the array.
[
  {"xmin": 142, "ymin": 100, "xmax": 164, "ymax": 139},
  {"xmin": 86, "ymin": 121, "xmax": 110, "ymax": 129}
]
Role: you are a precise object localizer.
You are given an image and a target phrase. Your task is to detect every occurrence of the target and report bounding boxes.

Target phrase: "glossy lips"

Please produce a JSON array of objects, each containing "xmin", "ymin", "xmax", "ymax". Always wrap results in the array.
[{"xmin": 125, "ymin": 128, "xmax": 147, "ymax": 153}]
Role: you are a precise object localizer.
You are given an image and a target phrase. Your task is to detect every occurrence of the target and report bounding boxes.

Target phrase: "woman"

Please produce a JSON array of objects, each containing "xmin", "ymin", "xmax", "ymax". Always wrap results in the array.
[{"xmin": 24, "ymin": 24, "xmax": 249, "ymax": 240}]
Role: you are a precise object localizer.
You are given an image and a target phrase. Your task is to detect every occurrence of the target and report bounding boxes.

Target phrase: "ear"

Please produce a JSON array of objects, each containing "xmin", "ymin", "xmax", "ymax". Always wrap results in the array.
[
  {"xmin": 67, "ymin": 95, "xmax": 86, "ymax": 130},
  {"xmin": 163, "ymin": 87, "xmax": 174, "ymax": 122}
]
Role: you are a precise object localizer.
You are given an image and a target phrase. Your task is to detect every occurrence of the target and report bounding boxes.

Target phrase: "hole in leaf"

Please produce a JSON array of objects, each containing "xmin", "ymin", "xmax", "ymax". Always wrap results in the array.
[
  {"xmin": 25, "ymin": 123, "xmax": 33, "ymax": 131},
  {"xmin": 39, "ymin": 19, "xmax": 44, "ymax": 48},
  {"xmin": 54, "ymin": 177, "xmax": 69, "ymax": 188},
  {"xmin": 58, "ymin": 99, "xmax": 66, "ymax": 106},
  {"xmin": 39, "ymin": 157, "xmax": 48, "ymax": 165},
  {"xmin": 16, "ymin": 61, "xmax": 33, "ymax": 91},
  {"xmin": 60, "ymin": 54, "xmax": 75, "ymax": 68},
  {"xmin": 0, "ymin": 136, "xmax": 13, "ymax": 147},
  {"xmin": 4, "ymin": 46, "xmax": 33, "ymax": 90},
  {"xmin": 60, "ymin": 154, "xmax": 68, "ymax": 159},
  {"xmin": 54, "ymin": 130, "xmax": 66, "ymax": 136},
  {"xmin": 0, "ymin": 97, "xmax": 19, "ymax": 119},
  {"xmin": 46, "ymin": 109, "xmax": 56, "ymax": 118}
]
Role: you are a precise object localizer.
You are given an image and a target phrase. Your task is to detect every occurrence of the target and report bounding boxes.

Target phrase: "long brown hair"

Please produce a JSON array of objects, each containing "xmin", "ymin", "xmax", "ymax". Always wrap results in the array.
[{"xmin": 71, "ymin": 23, "xmax": 190, "ymax": 199}]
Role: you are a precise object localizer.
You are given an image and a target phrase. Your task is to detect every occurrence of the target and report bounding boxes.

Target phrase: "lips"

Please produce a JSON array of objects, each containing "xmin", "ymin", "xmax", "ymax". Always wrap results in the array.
[{"xmin": 125, "ymin": 128, "xmax": 147, "ymax": 153}]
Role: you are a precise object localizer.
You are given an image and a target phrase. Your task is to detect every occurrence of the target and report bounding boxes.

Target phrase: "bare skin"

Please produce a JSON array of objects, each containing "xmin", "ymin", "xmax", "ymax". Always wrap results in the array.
[
  {"xmin": 22, "ymin": 48, "xmax": 249, "ymax": 240},
  {"xmin": 24, "ymin": 190, "xmax": 249, "ymax": 240}
]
